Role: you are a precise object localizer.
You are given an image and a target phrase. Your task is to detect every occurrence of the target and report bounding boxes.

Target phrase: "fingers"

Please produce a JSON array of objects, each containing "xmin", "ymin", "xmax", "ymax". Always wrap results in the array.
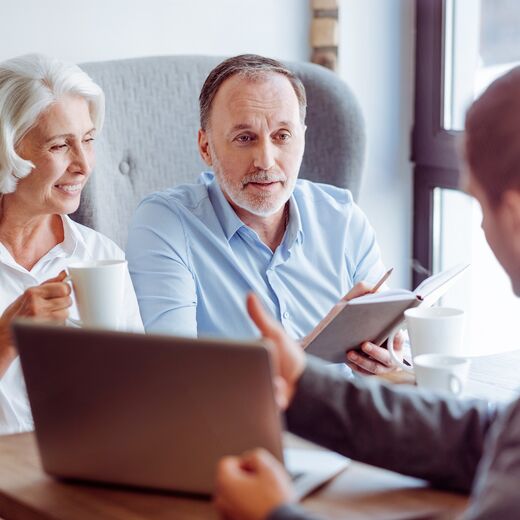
[
  {"xmin": 361, "ymin": 342, "xmax": 395, "ymax": 367},
  {"xmin": 342, "ymin": 282, "xmax": 373, "ymax": 302},
  {"xmin": 36, "ymin": 282, "xmax": 71, "ymax": 299},
  {"xmin": 240, "ymin": 448, "xmax": 276, "ymax": 473},
  {"xmin": 246, "ymin": 293, "xmax": 285, "ymax": 342},
  {"xmin": 18, "ymin": 286, "xmax": 72, "ymax": 320},
  {"xmin": 347, "ymin": 343, "xmax": 396, "ymax": 375},
  {"xmin": 272, "ymin": 377, "xmax": 290, "ymax": 411},
  {"xmin": 393, "ymin": 331, "xmax": 405, "ymax": 351},
  {"xmin": 345, "ymin": 361, "xmax": 373, "ymax": 376}
]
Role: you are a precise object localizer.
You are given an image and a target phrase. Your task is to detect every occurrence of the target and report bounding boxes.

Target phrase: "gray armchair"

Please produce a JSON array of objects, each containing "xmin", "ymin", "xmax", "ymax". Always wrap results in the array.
[{"xmin": 74, "ymin": 55, "xmax": 365, "ymax": 247}]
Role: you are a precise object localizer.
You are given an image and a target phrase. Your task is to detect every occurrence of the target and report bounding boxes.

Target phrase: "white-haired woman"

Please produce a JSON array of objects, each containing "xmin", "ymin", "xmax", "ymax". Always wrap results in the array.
[{"xmin": 0, "ymin": 54, "xmax": 143, "ymax": 434}]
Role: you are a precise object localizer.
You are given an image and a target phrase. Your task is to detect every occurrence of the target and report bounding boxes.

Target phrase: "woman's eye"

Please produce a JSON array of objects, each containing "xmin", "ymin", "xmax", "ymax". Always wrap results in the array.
[{"xmin": 50, "ymin": 144, "xmax": 68, "ymax": 151}]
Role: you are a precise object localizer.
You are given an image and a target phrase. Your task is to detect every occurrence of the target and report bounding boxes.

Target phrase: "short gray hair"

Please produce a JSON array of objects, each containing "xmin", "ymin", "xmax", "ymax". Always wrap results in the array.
[
  {"xmin": 0, "ymin": 54, "xmax": 105, "ymax": 194},
  {"xmin": 199, "ymin": 54, "xmax": 307, "ymax": 130}
]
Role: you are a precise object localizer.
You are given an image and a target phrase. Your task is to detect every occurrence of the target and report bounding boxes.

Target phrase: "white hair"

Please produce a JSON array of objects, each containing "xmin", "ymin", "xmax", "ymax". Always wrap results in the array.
[{"xmin": 0, "ymin": 54, "xmax": 105, "ymax": 194}]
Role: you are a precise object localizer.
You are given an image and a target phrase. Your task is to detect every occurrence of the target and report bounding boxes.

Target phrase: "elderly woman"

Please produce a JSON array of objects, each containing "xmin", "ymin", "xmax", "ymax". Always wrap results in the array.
[{"xmin": 0, "ymin": 54, "xmax": 142, "ymax": 434}]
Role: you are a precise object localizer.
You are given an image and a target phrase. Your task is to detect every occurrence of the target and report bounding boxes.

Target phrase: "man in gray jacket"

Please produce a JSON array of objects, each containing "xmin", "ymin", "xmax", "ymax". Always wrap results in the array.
[{"xmin": 213, "ymin": 68, "xmax": 520, "ymax": 519}]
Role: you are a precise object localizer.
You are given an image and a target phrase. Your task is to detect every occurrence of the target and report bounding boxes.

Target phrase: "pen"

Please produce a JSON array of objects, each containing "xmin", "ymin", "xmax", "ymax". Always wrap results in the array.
[{"xmin": 370, "ymin": 267, "xmax": 393, "ymax": 293}]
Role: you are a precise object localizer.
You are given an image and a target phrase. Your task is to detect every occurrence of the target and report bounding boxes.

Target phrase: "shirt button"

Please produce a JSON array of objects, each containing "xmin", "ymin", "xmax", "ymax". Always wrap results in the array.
[{"xmin": 283, "ymin": 311, "xmax": 290, "ymax": 319}]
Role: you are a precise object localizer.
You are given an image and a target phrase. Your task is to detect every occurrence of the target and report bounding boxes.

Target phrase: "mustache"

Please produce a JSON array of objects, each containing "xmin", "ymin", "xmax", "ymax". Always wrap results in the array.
[{"xmin": 241, "ymin": 171, "xmax": 287, "ymax": 186}]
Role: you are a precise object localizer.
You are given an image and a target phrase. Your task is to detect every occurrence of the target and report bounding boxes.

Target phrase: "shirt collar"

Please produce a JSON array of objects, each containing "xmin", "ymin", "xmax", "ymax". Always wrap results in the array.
[
  {"xmin": 206, "ymin": 173, "xmax": 247, "ymax": 241},
  {"xmin": 0, "ymin": 215, "xmax": 82, "ymax": 273},
  {"xmin": 56, "ymin": 215, "xmax": 81, "ymax": 256},
  {"xmin": 285, "ymin": 194, "xmax": 304, "ymax": 248},
  {"xmin": 205, "ymin": 171, "xmax": 304, "ymax": 246}
]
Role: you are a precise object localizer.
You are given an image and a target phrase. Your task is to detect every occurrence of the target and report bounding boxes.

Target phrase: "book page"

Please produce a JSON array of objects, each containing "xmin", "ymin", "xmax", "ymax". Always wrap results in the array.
[
  {"xmin": 348, "ymin": 289, "xmax": 413, "ymax": 304},
  {"xmin": 413, "ymin": 263, "xmax": 470, "ymax": 305}
]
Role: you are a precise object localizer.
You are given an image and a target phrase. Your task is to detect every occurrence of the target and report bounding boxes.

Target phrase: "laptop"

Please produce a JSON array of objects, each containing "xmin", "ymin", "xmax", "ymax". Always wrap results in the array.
[{"xmin": 13, "ymin": 321, "xmax": 349, "ymax": 498}]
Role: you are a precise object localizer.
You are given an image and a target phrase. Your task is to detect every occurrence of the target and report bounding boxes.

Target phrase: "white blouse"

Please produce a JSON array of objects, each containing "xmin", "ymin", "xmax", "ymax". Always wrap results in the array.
[{"xmin": 0, "ymin": 215, "xmax": 143, "ymax": 434}]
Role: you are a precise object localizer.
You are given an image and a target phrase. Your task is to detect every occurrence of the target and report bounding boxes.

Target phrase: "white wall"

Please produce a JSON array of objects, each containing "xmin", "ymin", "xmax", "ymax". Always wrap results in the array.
[
  {"xmin": 0, "ymin": 0, "xmax": 311, "ymax": 63},
  {"xmin": 340, "ymin": 0, "xmax": 416, "ymax": 289},
  {"xmin": 1, "ymin": 0, "xmax": 415, "ymax": 288}
]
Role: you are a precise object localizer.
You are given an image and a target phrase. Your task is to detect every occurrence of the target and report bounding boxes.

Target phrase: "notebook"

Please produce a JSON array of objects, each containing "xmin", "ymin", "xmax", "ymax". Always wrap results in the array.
[{"xmin": 303, "ymin": 263, "xmax": 470, "ymax": 363}]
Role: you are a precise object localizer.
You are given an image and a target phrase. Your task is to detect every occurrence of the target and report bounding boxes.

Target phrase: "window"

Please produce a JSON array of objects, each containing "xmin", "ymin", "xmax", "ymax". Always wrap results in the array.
[{"xmin": 413, "ymin": 0, "xmax": 520, "ymax": 355}]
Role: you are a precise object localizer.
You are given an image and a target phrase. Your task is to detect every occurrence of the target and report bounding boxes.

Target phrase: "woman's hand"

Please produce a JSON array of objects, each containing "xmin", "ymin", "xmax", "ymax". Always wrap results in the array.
[{"xmin": 0, "ymin": 271, "xmax": 72, "ymax": 375}]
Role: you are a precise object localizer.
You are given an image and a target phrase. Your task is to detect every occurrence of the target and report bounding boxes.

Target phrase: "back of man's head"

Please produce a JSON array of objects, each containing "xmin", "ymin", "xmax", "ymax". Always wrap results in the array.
[
  {"xmin": 199, "ymin": 54, "xmax": 307, "ymax": 130},
  {"xmin": 465, "ymin": 66, "xmax": 520, "ymax": 206}
]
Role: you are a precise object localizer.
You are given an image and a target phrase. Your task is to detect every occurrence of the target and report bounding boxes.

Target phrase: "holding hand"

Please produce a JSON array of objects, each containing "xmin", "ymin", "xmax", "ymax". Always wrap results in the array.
[
  {"xmin": 0, "ymin": 271, "xmax": 72, "ymax": 375},
  {"xmin": 215, "ymin": 448, "xmax": 295, "ymax": 520},
  {"xmin": 346, "ymin": 333, "xmax": 405, "ymax": 375},
  {"xmin": 343, "ymin": 281, "xmax": 406, "ymax": 376}
]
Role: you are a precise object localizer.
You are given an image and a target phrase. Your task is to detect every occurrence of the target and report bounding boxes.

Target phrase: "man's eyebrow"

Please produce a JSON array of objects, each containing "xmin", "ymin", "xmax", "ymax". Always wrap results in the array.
[
  {"xmin": 229, "ymin": 123, "xmax": 252, "ymax": 132},
  {"xmin": 43, "ymin": 128, "xmax": 96, "ymax": 144},
  {"xmin": 229, "ymin": 121, "xmax": 294, "ymax": 133}
]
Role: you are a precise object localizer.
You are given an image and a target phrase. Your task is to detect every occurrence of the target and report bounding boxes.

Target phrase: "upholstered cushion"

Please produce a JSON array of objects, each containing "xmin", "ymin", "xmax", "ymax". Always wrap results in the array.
[{"xmin": 73, "ymin": 55, "xmax": 365, "ymax": 247}]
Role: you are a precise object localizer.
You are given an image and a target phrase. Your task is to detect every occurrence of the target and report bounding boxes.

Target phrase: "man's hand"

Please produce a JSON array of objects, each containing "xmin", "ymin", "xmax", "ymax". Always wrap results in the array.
[
  {"xmin": 0, "ymin": 271, "xmax": 72, "ymax": 375},
  {"xmin": 247, "ymin": 293, "xmax": 305, "ymax": 410},
  {"xmin": 215, "ymin": 448, "xmax": 295, "ymax": 520},
  {"xmin": 341, "ymin": 281, "xmax": 372, "ymax": 301},
  {"xmin": 346, "ymin": 332, "xmax": 405, "ymax": 375},
  {"xmin": 342, "ymin": 281, "xmax": 405, "ymax": 375}
]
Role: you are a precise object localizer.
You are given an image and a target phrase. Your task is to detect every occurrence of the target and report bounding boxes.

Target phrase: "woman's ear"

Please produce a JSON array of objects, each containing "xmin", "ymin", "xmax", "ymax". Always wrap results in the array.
[{"xmin": 197, "ymin": 129, "xmax": 212, "ymax": 166}]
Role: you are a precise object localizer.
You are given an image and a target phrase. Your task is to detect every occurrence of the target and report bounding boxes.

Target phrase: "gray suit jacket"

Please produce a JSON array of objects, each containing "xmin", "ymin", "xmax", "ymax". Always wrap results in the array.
[{"xmin": 268, "ymin": 357, "xmax": 520, "ymax": 520}]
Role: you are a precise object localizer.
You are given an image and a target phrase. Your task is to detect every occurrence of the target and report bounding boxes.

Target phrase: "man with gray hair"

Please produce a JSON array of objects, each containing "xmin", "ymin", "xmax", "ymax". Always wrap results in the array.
[{"xmin": 126, "ymin": 54, "xmax": 401, "ymax": 375}]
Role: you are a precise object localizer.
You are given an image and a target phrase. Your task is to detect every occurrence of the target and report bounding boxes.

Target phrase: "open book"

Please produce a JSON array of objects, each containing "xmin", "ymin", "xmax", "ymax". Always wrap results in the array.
[{"xmin": 303, "ymin": 263, "xmax": 470, "ymax": 363}]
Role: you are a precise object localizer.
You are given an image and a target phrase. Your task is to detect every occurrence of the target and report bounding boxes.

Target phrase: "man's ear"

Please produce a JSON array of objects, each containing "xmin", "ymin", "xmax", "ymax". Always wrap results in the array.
[
  {"xmin": 198, "ymin": 129, "xmax": 213, "ymax": 166},
  {"xmin": 500, "ymin": 190, "xmax": 520, "ymax": 234}
]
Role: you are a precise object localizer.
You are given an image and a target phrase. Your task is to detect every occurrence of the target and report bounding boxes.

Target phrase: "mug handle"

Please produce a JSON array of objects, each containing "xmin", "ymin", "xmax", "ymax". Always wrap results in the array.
[
  {"xmin": 387, "ymin": 323, "xmax": 413, "ymax": 373},
  {"xmin": 449, "ymin": 374, "xmax": 463, "ymax": 395},
  {"xmin": 63, "ymin": 274, "xmax": 82, "ymax": 327},
  {"xmin": 66, "ymin": 317, "xmax": 83, "ymax": 327}
]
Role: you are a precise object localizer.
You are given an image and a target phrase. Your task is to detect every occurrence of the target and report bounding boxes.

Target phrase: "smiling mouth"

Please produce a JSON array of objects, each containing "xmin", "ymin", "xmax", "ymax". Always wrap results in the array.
[{"xmin": 54, "ymin": 183, "xmax": 82, "ymax": 194}]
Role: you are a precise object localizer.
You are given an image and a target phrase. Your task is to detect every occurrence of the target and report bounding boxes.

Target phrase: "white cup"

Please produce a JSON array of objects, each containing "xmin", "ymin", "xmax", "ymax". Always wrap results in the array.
[
  {"xmin": 387, "ymin": 306, "xmax": 465, "ymax": 373},
  {"xmin": 66, "ymin": 260, "xmax": 127, "ymax": 329},
  {"xmin": 414, "ymin": 354, "xmax": 470, "ymax": 395}
]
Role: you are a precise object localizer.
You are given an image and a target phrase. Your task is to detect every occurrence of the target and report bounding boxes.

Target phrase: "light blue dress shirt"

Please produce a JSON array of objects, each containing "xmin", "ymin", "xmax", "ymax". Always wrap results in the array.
[{"xmin": 126, "ymin": 172, "xmax": 386, "ymax": 340}]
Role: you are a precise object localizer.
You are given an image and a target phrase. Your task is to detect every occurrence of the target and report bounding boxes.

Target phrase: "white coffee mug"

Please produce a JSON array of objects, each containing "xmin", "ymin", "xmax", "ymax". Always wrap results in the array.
[
  {"xmin": 387, "ymin": 306, "xmax": 465, "ymax": 373},
  {"xmin": 66, "ymin": 260, "xmax": 127, "ymax": 329},
  {"xmin": 414, "ymin": 353, "xmax": 470, "ymax": 395}
]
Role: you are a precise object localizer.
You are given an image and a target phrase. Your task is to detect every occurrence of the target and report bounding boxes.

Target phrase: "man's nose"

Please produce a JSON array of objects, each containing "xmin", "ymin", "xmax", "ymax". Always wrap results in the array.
[{"xmin": 253, "ymin": 140, "xmax": 276, "ymax": 171}]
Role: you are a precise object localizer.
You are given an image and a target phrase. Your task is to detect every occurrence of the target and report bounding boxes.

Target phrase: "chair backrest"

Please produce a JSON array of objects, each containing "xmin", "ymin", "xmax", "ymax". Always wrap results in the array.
[{"xmin": 74, "ymin": 55, "xmax": 365, "ymax": 247}]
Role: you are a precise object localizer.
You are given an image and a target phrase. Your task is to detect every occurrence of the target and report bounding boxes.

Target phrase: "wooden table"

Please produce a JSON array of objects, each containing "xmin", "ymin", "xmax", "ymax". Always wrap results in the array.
[
  {"xmin": 1, "ymin": 350, "xmax": 518, "ymax": 520},
  {"xmin": 0, "ymin": 433, "xmax": 467, "ymax": 520}
]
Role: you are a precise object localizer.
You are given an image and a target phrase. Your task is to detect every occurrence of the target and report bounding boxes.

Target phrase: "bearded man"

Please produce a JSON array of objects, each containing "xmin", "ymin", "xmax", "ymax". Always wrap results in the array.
[{"xmin": 126, "ymin": 54, "xmax": 401, "ymax": 375}]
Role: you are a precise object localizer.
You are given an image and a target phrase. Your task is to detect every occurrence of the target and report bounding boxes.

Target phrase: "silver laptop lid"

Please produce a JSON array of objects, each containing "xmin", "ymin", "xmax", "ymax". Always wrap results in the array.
[{"xmin": 13, "ymin": 320, "xmax": 284, "ymax": 495}]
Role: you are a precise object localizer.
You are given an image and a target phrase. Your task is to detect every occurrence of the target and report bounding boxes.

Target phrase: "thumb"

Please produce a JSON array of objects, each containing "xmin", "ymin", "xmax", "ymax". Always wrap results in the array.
[
  {"xmin": 240, "ymin": 448, "xmax": 275, "ymax": 474},
  {"xmin": 42, "ymin": 270, "xmax": 68, "ymax": 285},
  {"xmin": 247, "ymin": 293, "xmax": 285, "ymax": 342},
  {"xmin": 342, "ymin": 282, "xmax": 372, "ymax": 302}
]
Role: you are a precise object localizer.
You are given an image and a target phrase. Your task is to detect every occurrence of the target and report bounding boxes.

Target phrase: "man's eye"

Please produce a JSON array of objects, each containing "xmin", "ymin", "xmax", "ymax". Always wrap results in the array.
[
  {"xmin": 235, "ymin": 135, "xmax": 253, "ymax": 143},
  {"xmin": 276, "ymin": 132, "xmax": 291, "ymax": 142},
  {"xmin": 83, "ymin": 137, "xmax": 95, "ymax": 144}
]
